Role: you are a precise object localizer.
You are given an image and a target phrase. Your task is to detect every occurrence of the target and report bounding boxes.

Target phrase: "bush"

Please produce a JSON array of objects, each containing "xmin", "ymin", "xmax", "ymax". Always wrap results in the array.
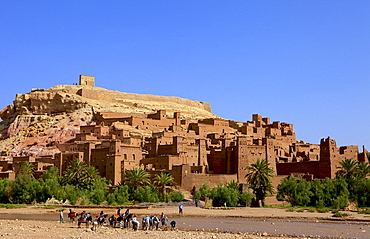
[
  {"xmin": 332, "ymin": 211, "xmax": 349, "ymax": 217},
  {"xmin": 168, "ymin": 191, "xmax": 184, "ymax": 202},
  {"xmin": 358, "ymin": 210, "xmax": 370, "ymax": 214},
  {"xmin": 133, "ymin": 186, "xmax": 160, "ymax": 203},
  {"xmin": 0, "ymin": 204, "xmax": 27, "ymax": 209},
  {"xmin": 199, "ymin": 182, "xmax": 211, "ymax": 199},
  {"xmin": 107, "ymin": 185, "xmax": 130, "ymax": 205},
  {"xmin": 277, "ymin": 176, "xmax": 313, "ymax": 206},
  {"xmin": 211, "ymin": 184, "xmax": 239, "ymax": 207},
  {"xmin": 192, "ymin": 189, "xmax": 201, "ymax": 200},
  {"xmin": 316, "ymin": 208, "xmax": 329, "ymax": 213},
  {"xmin": 239, "ymin": 192, "xmax": 254, "ymax": 207},
  {"xmin": 332, "ymin": 195, "xmax": 349, "ymax": 209}
]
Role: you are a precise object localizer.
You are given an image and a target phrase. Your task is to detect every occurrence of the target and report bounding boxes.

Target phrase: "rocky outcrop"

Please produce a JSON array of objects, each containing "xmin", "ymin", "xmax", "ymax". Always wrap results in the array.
[
  {"xmin": 6, "ymin": 85, "xmax": 215, "ymax": 120},
  {"xmin": 0, "ymin": 84, "xmax": 218, "ymax": 156}
]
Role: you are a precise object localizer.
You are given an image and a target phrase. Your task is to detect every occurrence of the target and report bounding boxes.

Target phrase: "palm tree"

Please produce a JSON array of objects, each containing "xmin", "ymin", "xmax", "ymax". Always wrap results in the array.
[
  {"xmin": 355, "ymin": 162, "xmax": 370, "ymax": 179},
  {"xmin": 123, "ymin": 167, "xmax": 150, "ymax": 190},
  {"xmin": 18, "ymin": 161, "xmax": 35, "ymax": 178},
  {"xmin": 226, "ymin": 180, "xmax": 240, "ymax": 191},
  {"xmin": 335, "ymin": 158, "xmax": 358, "ymax": 180},
  {"xmin": 245, "ymin": 159, "xmax": 274, "ymax": 207},
  {"xmin": 153, "ymin": 172, "xmax": 174, "ymax": 201},
  {"xmin": 62, "ymin": 159, "xmax": 89, "ymax": 189}
]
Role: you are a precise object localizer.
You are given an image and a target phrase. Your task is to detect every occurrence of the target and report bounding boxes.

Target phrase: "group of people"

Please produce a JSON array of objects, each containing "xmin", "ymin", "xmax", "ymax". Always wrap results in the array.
[
  {"xmin": 64, "ymin": 208, "xmax": 177, "ymax": 231},
  {"xmin": 131, "ymin": 212, "xmax": 176, "ymax": 231}
]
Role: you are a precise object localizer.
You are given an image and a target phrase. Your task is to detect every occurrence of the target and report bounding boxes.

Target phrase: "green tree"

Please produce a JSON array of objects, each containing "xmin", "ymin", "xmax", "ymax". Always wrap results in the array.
[
  {"xmin": 18, "ymin": 161, "xmax": 35, "ymax": 178},
  {"xmin": 153, "ymin": 172, "xmax": 174, "ymax": 201},
  {"xmin": 226, "ymin": 180, "xmax": 240, "ymax": 191},
  {"xmin": 239, "ymin": 191, "xmax": 254, "ymax": 207},
  {"xmin": 245, "ymin": 159, "xmax": 274, "ymax": 207},
  {"xmin": 336, "ymin": 158, "xmax": 358, "ymax": 180},
  {"xmin": 199, "ymin": 182, "xmax": 211, "ymax": 199},
  {"xmin": 38, "ymin": 167, "xmax": 63, "ymax": 202},
  {"xmin": 277, "ymin": 176, "xmax": 313, "ymax": 206},
  {"xmin": 62, "ymin": 159, "xmax": 90, "ymax": 189},
  {"xmin": 211, "ymin": 184, "xmax": 239, "ymax": 207},
  {"xmin": 336, "ymin": 158, "xmax": 360, "ymax": 198},
  {"xmin": 10, "ymin": 175, "xmax": 42, "ymax": 204},
  {"xmin": 123, "ymin": 167, "xmax": 150, "ymax": 191},
  {"xmin": 192, "ymin": 189, "xmax": 201, "ymax": 200},
  {"xmin": 355, "ymin": 162, "xmax": 370, "ymax": 179},
  {"xmin": 88, "ymin": 177, "xmax": 109, "ymax": 205},
  {"xmin": 0, "ymin": 178, "xmax": 10, "ymax": 203},
  {"xmin": 168, "ymin": 190, "xmax": 185, "ymax": 202},
  {"xmin": 353, "ymin": 178, "xmax": 370, "ymax": 207},
  {"xmin": 107, "ymin": 185, "xmax": 130, "ymax": 205},
  {"xmin": 133, "ymin": 186, "xmax": 160, "ymax": 203}
]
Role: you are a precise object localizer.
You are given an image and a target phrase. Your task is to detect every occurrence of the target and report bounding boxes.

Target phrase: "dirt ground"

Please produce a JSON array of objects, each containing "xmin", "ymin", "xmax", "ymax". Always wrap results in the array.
[
  {"xmin": 0, "ymin": 205, "xmax": 368, "ymax": 239},
  {"xmin": 2, "ymin": 204, "xmax": 368, "ymax": 221}
]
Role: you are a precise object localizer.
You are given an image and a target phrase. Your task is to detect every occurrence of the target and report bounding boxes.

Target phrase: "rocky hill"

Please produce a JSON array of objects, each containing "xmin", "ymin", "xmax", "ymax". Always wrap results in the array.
[{"xmin": 0, "ymin": 84, "xmax": 217, "ymax": 156}]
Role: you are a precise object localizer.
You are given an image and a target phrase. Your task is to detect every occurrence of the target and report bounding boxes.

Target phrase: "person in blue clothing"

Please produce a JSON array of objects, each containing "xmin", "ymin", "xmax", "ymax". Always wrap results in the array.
[
  {"xmin": 178, "ymin": 204, "xmax": 184, "ymax": 214},
  {"xmin": 170, "ymin": 220, "xmax": 176, "ymax": 230}
]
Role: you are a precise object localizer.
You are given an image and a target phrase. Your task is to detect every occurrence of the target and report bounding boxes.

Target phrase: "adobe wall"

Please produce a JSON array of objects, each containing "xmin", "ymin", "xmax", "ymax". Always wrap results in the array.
[
  {"xmin": 181, "ymin": 173, "xmax": 238, "ymax": 191},
  {"xmin": 276, "ymin": 161, "xmax": 321, "ymax": 177},
  {"xmin": 76, "ymin": 88, "xmax": 213, "ymax": 113}
]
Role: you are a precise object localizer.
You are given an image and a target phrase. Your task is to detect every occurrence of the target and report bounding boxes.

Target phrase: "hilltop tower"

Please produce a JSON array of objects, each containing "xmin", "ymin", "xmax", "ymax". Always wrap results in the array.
[{"xmin": 79, "ymin": 75, "xmax": 95, "ymax": 86}]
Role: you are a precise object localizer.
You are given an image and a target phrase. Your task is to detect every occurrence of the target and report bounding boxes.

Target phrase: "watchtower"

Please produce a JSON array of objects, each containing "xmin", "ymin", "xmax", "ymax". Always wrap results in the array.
[{"xmin": 79, "ymin": 75, "xmax": 95, "ymax": 86}]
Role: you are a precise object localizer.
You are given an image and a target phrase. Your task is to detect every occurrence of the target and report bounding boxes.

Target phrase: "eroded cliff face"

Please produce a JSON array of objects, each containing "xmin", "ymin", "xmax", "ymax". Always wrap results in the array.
[{"xmin": 0, "ymin": 85, "xmax": 217, "ymax": 156}]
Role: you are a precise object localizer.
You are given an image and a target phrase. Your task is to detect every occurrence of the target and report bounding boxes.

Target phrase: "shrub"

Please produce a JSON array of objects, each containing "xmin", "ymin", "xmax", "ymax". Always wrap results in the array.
[
  {"xmin": 332, "ymin": 195, "xmax": 348, "ymax": 209},
  {"xmin": 308, "ymin": 208, "xmax": 315, "ymax": 213},
  {"xmin": 199, "ymin": 182, "xmax": 211, "ymax": 199},
  {"xmin": 332, "ymin": 211, "xmax": 349, "ymax": 217},
  {"xmin": 107, "ymin": 185, "xmax": 130, "ymax": 205},
  {"xmin": 211, "ymin": 184, "xmax": 239, "ymax": 207},
  {"xmin": 239, "ymin": 192, "xmax": 254, "ymax": 207},
  {"xmin": 277, "ymin": 177, "xmax": 313, "ymax": 206},
  {"xmin": 358, "ymin": 210, "xmax": 370, "ymax": 214},
  {"xmin": 319, "ymin": 208, "xmax": 330, "ymax": 213},
  {"xmin": 133, "ymin": 186, "xmax": 160, "ymax": 203},
  {"xmin": 192, "ymin": 189, "xmax": 201, "ymax": 200},
  {"xmin": 168, "ymin": 191, "xmax": 184, "ymax": 202},
  {"xmin": 0, "ymin": 204, "xmax": 27, "ymax": 209}
]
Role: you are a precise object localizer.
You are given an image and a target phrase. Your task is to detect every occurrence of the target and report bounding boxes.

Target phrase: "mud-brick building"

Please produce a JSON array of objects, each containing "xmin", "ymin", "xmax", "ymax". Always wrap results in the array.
[
  {"xmin": 89, "ymin": 139, "xmax": 142, "ymax": 185},
  {"xmin": 276, "ymin": 137, "xmax": 367, "ymax": 179},
  {"xmin": 142, "ymin": 135, "xmax": 208, "ymax": 173},
  {"xmin": 0, "ymin": 157, "xmax": 14, "ymax": 179},
  {"xmin": 94, "ymin": 110, "xmax": 182, "ymax": 132},
  {"xmin": 13, "ymin": 155, "xmax": 55, "ymax": 178}
]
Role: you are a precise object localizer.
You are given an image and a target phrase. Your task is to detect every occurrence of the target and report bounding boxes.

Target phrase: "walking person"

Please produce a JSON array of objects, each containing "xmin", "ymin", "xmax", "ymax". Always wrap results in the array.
[
  {"xmin": 59, "ymin": 210, "xmax": 64, "ymax": 223},
  {"xmin": 178, "ymin": 204, "xmax": 184, "ymax": 215}
]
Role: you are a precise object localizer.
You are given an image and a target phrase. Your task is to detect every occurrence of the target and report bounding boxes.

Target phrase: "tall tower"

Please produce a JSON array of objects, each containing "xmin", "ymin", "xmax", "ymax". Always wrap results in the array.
[{"xmin": 319, "ymin": 137, "xmax": 337, "ymax": 178}]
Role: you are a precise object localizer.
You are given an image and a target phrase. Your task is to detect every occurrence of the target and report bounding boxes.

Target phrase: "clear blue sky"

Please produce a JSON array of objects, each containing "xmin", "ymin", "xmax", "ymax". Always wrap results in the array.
[{"xmin": 1, "ymin": 1, "xmax": 369, "ymax": 150}]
